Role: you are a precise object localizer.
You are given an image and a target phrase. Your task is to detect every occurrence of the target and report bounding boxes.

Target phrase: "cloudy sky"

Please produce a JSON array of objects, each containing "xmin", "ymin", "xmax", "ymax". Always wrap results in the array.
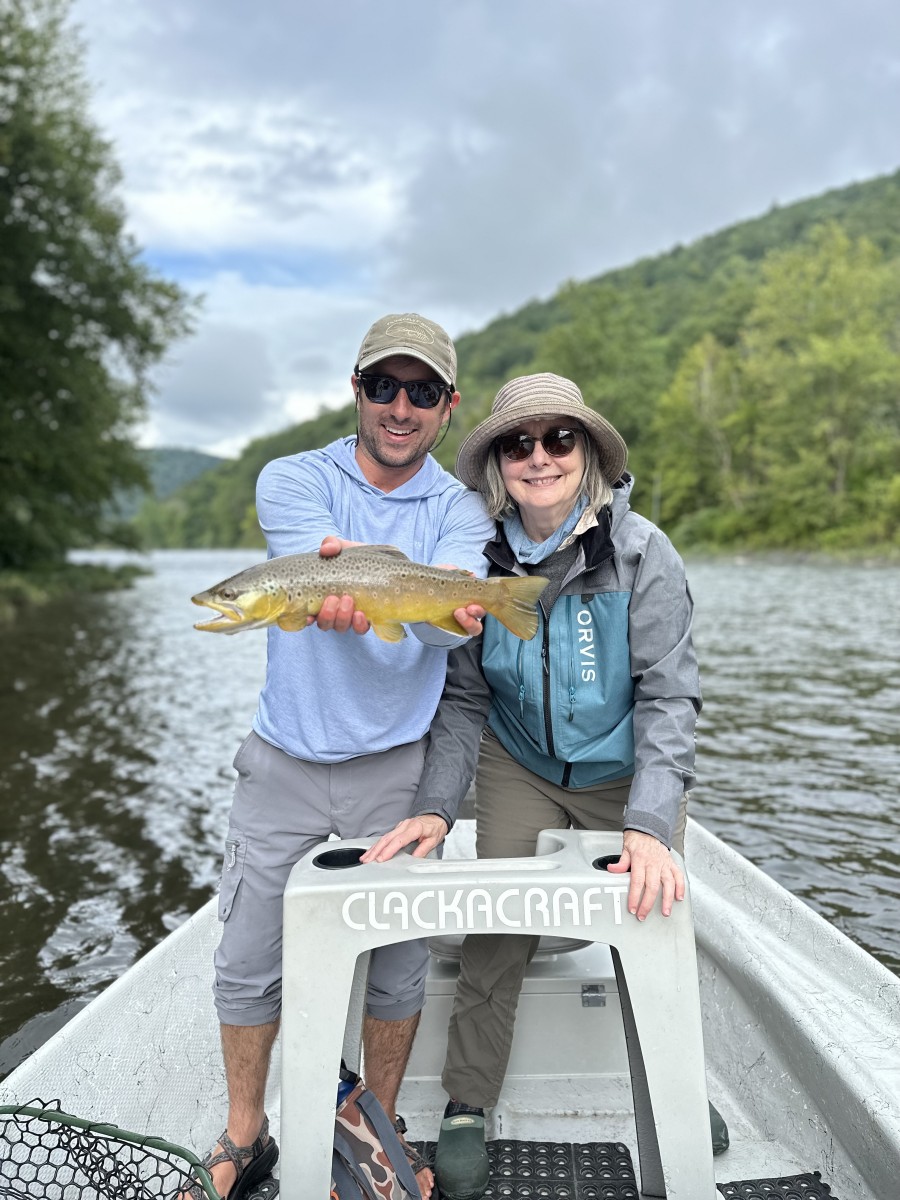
[{"xmin": 71, "ymin": 0, "xmax": 900, "ymax": 458}]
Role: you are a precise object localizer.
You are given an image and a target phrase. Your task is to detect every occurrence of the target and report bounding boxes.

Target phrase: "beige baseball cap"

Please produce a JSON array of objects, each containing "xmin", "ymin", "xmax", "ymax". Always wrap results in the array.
[{"xmin": 355, "ymin": 313, "xmax": 457, "ymax": 387}]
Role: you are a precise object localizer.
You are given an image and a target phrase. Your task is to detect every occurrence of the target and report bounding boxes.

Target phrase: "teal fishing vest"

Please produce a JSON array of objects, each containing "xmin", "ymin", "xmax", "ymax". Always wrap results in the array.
[{"xmin": 482, "ymin": 589, "xmax": 635, "ymax": 789}]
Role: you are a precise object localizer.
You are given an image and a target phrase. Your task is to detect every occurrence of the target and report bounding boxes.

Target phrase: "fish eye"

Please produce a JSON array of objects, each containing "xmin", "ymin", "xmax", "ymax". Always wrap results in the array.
[{"xmin": 221, "ymin": 586, "xmax": 237, "ymax": 600}]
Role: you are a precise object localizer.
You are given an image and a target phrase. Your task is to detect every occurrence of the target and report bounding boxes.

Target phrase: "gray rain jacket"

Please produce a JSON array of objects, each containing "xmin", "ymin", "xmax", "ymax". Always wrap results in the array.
[{"xmin": 413, "ymin": 475, "xmax": 701, "ymax": 848}]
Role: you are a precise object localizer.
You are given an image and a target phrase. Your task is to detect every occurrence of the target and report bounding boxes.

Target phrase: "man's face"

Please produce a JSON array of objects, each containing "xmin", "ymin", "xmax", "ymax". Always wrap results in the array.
[{"xmin": 353, "ymin": 354, "xmax": 458, "ymax": 483}]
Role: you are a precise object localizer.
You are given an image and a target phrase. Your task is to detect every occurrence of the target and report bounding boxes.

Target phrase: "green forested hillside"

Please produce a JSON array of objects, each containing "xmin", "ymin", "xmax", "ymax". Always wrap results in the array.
[
  {"xmin": 133, "ymin": 408, "xmax": 353, "ymax": 548},
  {"xmin": 113, "ymin": 448, "xmax": 225, "ymax": 520},
  {"xmin": 136, "ymin": 168, "xmax": 900, "ymax": 553}
]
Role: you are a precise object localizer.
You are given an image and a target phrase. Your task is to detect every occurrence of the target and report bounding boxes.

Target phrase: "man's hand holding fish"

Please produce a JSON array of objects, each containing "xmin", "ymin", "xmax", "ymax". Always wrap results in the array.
[{"xmin": 309, "ymin": 536, "xmax": 486, "ymax": 638}]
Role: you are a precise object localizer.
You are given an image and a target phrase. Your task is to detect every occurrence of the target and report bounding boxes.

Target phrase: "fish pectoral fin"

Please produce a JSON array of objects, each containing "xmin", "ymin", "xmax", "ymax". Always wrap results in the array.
[
  {"xmin": 276, "ymin": 613, "xmax": 307, "ymax": 631},
  {"xmin": 370, "ymin": 621, "xmax": 407, "ymax": 642},
  {"xmin": 427, "ymin": 613, "xmax": 468, "ymax": 635}
]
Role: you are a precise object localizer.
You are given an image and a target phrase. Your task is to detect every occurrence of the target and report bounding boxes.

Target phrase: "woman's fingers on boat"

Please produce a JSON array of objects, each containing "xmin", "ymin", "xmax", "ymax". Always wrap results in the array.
[
  {"xmin": 409, "ymin": 814, "xmax": 450, "ymax": 857},
  {"xmin": 619, "ymin": 831, "xmax": 685, "ymax": 919},
  {"xmin": 360, "ymin": 816, "xmax": 448, "ymax": 863}
]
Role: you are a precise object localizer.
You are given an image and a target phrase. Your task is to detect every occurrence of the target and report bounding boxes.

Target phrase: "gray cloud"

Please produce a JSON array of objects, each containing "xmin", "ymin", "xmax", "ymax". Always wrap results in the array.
[
  {"xmin": 387, "ymin": 1, "xmax": 900, "ymax": 314},
  {"xmin": 151, "ymin": 324, "xmax": 276, "ymax": 448},
  {"xmin": 72, "ymin": 0, "xmax": 900, "ymax": 448}
]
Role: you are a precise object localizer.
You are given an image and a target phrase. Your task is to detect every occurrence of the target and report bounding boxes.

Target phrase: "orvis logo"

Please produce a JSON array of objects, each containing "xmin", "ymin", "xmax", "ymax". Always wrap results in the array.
[
  {"xmin": 341, "ymin": 884, "xmax": 629, "ymax": 932},
  {"xmin": 577, "ymin": 607, "xmax": 596, "ymax": 682}
]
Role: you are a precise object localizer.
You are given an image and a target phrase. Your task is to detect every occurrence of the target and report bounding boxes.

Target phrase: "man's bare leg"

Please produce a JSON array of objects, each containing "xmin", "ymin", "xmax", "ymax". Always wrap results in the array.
[
  {"xmin": 363, "ymin": 1012, "xmax": 433, "ymax": 1199},
  {"xmin": 196, "ymin": 1020, "xmax": 280, "ymax": 1198}
]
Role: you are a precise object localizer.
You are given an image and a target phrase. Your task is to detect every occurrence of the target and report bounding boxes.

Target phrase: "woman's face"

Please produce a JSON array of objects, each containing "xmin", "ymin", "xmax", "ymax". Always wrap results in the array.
[{"xmin": 498, "ymin": 418, "xmax": 586, "ymax": 538}]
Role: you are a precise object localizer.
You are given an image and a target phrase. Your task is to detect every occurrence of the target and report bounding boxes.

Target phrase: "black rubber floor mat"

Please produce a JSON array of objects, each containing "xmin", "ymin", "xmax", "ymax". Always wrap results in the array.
[
  {"xmin": 414, "ymin": 1139, "xmax": 638, "ymax": 1199},
  {"xmin": 717, "ymin": 1171, "xmax": 837, "ymax": 1199},
  {"xmin": 245, "ymin": 1176, "xmax": 279, "ymax": 1199}
]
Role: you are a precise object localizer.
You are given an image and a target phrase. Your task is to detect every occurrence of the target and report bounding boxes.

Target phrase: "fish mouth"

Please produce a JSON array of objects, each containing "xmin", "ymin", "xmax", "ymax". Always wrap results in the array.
[{"xmin": 191, "ymin": 595, "xmax": 268, "ymax": 634}]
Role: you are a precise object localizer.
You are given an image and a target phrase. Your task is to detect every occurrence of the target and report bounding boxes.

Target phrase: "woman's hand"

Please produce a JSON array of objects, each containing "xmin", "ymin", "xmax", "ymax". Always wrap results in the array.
[
  {"xmin": 606, "ymin": 829, "xmax": 685, "ymax": 920},
  {"xmin": 360, "ymin": 815, "xmax": 450, "ymax": 862}
]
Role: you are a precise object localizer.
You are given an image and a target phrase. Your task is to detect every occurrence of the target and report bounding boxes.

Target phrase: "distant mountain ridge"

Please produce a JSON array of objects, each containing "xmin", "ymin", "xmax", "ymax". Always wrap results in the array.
[
  {"xmin": 143, "ymin": 447, "xmax": 227, "ymax": 498},
  {"xmin": 113, "ymin": 447, "xmax": 226, "ymax": 521},
  {"xmin": 132, "ymin": 167, "xmax": 900, "ymax": 554}
]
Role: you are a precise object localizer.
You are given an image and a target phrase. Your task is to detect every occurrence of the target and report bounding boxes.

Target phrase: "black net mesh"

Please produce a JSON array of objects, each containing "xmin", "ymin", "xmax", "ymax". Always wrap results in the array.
[{"xmin": 0, "ymin": 1100, "xmax": 217, "ymax": 1200}]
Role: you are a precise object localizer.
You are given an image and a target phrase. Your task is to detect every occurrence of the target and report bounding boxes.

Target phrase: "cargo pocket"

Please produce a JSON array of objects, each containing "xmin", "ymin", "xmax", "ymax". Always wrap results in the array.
[
  {"xmin": 218, "ymin": 833, "xmax": 247, "ymax": 922},
  {"xmin": 232, "ymin": 731, "xmax": 255, "ymax": 774}
]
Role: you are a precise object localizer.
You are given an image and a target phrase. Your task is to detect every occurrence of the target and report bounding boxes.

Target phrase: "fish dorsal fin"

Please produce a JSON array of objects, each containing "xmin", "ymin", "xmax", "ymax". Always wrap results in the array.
[{"xmin": 341, "ymin": 544, "xmax": 410, "ymax": 560}]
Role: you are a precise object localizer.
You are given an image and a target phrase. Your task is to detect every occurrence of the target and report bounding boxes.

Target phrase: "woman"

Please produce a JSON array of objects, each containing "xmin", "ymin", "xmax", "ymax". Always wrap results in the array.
[{"xmin": 366, "ymin": 372, "xmax": 726, "ymax": 1200}]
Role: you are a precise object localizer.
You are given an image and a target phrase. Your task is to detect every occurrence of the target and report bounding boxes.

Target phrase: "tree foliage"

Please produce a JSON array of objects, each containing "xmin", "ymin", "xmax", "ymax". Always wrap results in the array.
[
  {"xmin": 653, "ymin": 224, "xmax": 900, "ymax": 548},
  {"xmin": 0, "ymin": 0, "xmax": 195, "ymax": 568}
]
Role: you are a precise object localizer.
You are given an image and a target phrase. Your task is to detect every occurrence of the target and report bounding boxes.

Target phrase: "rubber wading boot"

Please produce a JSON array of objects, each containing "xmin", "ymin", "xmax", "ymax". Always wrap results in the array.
[
  {"xmin": 709, "ymin": 1100, "xmax": 730, "ymax": 1156},
  {"xmin": 434, "ymin": 1109, "xmax": 490, "ymax": 1200}
]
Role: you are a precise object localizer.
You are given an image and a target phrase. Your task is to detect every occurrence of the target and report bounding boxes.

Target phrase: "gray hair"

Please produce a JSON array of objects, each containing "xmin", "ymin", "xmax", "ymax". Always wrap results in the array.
[{"xmin": 477, "ymin": 425, "xmax": 613, "ymax": 520}]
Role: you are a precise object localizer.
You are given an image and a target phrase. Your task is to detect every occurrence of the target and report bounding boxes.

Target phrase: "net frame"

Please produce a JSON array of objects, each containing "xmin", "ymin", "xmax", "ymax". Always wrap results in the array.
[{"xmin": 0, "ymin": 1100, "xmax": 218, "ymax": 1200}]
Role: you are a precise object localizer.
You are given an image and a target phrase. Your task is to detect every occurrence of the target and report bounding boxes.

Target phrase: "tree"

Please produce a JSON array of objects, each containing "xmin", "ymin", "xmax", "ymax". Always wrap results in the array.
[
  {"xmin": 538, "ymin": 282, "xmax": 669, "ymax": 451},
  {"xmin": 0, "ymin": 0, "xmax": 195, "ymax": 568},
  {"xmin": 650, "ymin": 334, "xmax": 746, "ymax": 536},
  {"xmin": 739, "ymin": 223, "xmax": 900, "ymax": 546}
]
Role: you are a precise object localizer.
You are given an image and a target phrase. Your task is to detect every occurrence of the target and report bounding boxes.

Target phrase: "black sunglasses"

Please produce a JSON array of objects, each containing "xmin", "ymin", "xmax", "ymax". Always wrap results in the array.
[
  {"xmin": 358, "ymin": 373, "xmax": 449, "ymax": 410},
  {"xmin": 496, "ymin": 427, "xmax": 580, "ymax": 462}
]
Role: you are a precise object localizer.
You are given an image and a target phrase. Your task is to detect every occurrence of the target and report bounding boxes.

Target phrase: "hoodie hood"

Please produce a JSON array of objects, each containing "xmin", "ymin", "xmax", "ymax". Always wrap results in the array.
[
  {"xmin": 324, "ymin": 435, "xmax": 460, "ymax": 501},
  {"xmin": 609, "ymin": 472, "xmax": 635, "ymax": 539}
]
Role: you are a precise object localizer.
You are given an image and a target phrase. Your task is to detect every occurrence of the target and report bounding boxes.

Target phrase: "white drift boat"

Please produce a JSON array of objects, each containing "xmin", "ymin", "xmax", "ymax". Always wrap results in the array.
[{"xmin": 2, "ymin": 818, "xmax": 899, "ymax": 1199}]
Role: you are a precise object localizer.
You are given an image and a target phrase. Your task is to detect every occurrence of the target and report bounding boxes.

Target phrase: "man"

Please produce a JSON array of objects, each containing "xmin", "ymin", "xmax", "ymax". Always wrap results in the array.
[{"xmin": 190, "ymin": 314, "xmax": 494, "ymax": 1200}]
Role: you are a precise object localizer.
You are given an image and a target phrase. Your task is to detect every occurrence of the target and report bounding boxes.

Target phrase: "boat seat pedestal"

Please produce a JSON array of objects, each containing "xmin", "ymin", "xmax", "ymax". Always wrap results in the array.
[{"xmin": 280, "ymin": 828, "xmax": 716, "ymax": 1199}]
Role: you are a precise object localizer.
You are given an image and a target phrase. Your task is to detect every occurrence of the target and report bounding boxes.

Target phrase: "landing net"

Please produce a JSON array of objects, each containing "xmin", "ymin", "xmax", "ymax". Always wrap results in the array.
[{"xmin": 0, "ymin": 1100, "xmax": 217, "ymax": 1200}]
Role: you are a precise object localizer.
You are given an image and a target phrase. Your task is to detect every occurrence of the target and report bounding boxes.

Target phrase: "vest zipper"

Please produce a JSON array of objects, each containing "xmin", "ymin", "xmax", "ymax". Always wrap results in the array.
[
  {"xmin": 567, "ymin": 596, "xmax": 576, "ymax": 722},
  {"xmin": 540, "ymin": 616, "xmax": 555, "ymax": 757}
]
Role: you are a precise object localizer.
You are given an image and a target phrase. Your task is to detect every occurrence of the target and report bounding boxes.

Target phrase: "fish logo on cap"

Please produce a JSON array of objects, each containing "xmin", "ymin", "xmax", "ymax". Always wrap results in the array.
[{"xmin": 384, "ymin": 317, "xmax": 436, "ymax": 345}]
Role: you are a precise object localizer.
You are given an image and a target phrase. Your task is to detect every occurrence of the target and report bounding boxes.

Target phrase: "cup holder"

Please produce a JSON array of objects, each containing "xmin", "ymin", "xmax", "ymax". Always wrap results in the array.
[
  {"xmin": 312, "ymin": 847, "xmax": 367, "ymax": 870},
  {"xmin": 592, "ymin": 854, "xmax": 622, "ymax": 872}
]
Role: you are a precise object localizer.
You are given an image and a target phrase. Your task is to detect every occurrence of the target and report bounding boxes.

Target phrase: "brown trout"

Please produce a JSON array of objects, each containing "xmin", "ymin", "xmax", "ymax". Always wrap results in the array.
[{"xmin": 192, "ymin": 545, "xmax": 548, "ymax": 642}]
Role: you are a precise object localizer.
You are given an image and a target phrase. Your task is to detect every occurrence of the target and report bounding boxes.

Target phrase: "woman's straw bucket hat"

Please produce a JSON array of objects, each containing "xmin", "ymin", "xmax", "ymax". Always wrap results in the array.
[{"xmin": 455, "ymin": 372, "xmax": 628, "ymax": 490}]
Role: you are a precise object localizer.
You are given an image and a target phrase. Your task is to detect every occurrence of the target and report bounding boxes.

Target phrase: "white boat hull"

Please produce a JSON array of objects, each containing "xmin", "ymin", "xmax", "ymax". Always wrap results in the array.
[{"xmin": 2, "ymin": 819, "xmax": 898, "ymax": 1198}]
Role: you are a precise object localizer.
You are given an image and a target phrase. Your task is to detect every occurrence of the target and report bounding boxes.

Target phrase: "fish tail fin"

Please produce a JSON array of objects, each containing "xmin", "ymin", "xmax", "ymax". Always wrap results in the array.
[{"xmin": 486, "ymin": 575, "xmax": 549, "ymax": 640}]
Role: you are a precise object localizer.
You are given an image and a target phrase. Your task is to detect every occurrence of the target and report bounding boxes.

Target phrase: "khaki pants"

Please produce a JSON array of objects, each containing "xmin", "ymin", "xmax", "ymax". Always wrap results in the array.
[{"xmin": 442, "ymin": 729, "xmax": 689, "ymax": 1107}]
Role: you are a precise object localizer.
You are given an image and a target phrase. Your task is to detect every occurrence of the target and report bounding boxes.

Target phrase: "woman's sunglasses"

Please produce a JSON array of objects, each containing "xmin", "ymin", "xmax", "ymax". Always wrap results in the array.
[
  {"xmin": 496, "ymin": 427, "xmax": 580, "ymax": 462},
  {"xmin": 358, "ymin": 373, "xmax": 448, "ymax": 410}
]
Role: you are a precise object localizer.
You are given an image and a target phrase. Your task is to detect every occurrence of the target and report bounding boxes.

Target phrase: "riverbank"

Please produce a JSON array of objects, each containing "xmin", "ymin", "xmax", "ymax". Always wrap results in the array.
[
  {"xmin": 681, "ymin": 542, "xmax": 900, "ymax": 567},
  {"xmin": 0, "ymin": 563, "xmax": 148, "ymax": 623}
]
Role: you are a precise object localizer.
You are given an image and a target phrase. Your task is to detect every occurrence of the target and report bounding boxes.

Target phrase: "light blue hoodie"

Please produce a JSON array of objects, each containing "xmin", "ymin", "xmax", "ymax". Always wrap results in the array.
[{"xmin": 252, "ymin": 436, "xmax": 494, "ymax": 763}]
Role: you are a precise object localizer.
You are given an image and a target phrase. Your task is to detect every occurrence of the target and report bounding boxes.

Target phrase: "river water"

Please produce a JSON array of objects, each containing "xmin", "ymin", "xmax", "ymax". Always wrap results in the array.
[{"xmin": 1, "ymin": 549, "xmax": 898, "ymax": 1080}]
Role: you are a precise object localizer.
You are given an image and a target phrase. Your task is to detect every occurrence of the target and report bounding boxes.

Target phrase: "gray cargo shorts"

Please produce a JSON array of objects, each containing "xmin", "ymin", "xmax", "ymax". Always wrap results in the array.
[{"xmin": 213, "ymin": 729, "xmax": 431, "ymax": 1027}]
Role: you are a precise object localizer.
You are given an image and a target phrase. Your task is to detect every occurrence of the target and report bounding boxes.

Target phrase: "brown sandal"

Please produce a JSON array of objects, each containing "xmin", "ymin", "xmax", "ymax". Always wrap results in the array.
[
  {"xmin": 392, "ymin": 1114, "xmax": 432, "ymax": 1178},
  {"xmin": 186, "ymin": 1115, "xmax": 279, "ymax": 1200}
]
